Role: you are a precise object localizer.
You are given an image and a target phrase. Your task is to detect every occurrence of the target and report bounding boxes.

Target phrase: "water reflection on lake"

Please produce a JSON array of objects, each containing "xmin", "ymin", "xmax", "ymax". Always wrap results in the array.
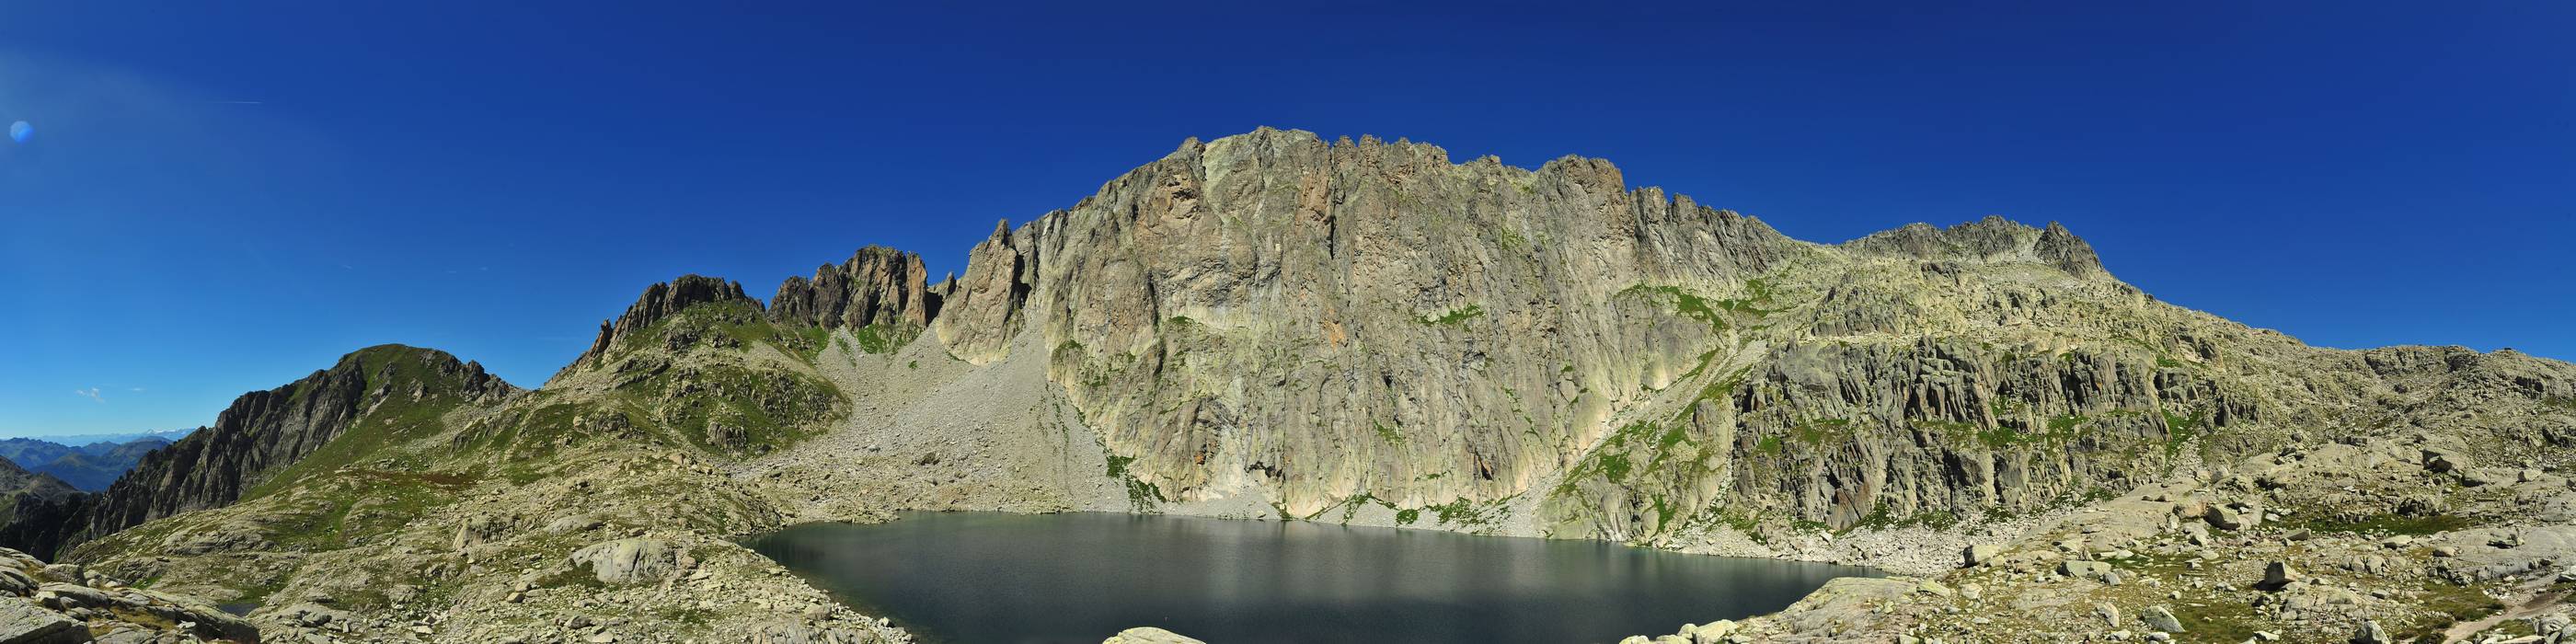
[{"xmin": 747, "ymin": 512, "xmax": 1878, "ymax": 644}]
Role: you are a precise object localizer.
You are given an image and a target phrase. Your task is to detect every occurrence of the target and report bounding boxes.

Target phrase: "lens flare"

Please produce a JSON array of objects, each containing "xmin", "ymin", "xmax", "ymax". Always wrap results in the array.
[{"xmin": 6, "ymin": 121, "xmax": 28, "ymax": 144}]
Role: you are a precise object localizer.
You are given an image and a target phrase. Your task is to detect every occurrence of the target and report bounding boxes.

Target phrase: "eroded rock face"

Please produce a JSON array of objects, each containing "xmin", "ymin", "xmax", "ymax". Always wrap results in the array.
[
  {"xmin": 931, "ymin": 128, "xmax": 1822, "ymax": 518},
  {"xmin": 932, "ymin": 220, "xmax": 1033, "ymax": 364},
  {"xmin": 772, "ymin": 246, "xmax": 938, "ymax": 332}
]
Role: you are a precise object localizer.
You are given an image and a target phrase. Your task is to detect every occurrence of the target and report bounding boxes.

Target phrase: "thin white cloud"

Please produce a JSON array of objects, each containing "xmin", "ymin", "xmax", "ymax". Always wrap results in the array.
[
  {"xmin": 129, "ymin": 387, "xmax": 146, "ymax": 392},
  {"xmin": 74, "ymin": 387, "xmax": 104, "ymax": 403}
]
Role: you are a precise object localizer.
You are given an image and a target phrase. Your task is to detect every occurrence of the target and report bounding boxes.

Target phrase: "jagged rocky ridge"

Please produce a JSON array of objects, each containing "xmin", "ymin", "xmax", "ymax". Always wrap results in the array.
[{"xmin": 5, "ymin": 346, "xmax": 514, "ymax": 559}]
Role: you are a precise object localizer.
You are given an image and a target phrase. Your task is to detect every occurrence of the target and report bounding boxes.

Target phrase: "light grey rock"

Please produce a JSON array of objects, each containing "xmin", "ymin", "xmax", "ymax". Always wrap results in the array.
[
  {"xmin": 1100, "ymin": 628, "xmax": 1209, "ymax": 644},
  {"xmin": 2260, "ymin": 561, "xmax": 2299, "ymax": 590},
  {"xmin": 2140, "ymin": 605, "xmax": 2182, "ymax": 633},
  {"xmin": 567, "ymin": 538, "xmax": 689, "ymax": 585},
  {"xmin": 2062, "ymin": 560, "xmax": 2112, "ymax": 581},
  {"xmin": 0, "ymin": 596, "xmax": 87, "ymax": 644},
  {"xmin": 1961, "ymin": 544, "xmax": 2002, "ymax": 568}
]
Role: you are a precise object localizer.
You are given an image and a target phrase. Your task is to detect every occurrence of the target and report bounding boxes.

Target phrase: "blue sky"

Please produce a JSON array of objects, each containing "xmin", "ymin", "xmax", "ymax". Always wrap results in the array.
[{"xmin": 2, "ymin": 2, "xmax": 2570, "ymax": 437}]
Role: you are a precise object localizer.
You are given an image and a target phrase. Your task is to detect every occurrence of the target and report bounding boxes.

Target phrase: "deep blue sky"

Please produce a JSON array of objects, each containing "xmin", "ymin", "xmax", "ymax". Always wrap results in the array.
[{"xmin": 2, "ymin": 2, "xmax": 2570, "ymax": 437}]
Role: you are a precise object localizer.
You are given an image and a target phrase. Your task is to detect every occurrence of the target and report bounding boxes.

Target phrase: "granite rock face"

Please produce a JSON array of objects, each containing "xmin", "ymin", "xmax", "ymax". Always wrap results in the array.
[
  {"xmin": 934, "ymin": 129, "xmax": 1822, "ymax": 518},
  {"xmin": 771, "ymin": 246, "xmax": 939, "ymax": 333}
]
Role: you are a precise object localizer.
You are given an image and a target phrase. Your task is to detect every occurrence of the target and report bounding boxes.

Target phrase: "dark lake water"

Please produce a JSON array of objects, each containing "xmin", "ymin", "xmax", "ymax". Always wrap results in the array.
[{"xmin": 745, "ymin": 512, "xmax": 1878, "ymax": 644}]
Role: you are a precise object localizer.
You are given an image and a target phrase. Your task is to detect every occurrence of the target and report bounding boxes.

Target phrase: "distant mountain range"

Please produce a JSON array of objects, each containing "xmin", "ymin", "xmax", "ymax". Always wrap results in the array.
[{"xmin": 0, "ymin": 430, "xmax": 190, "ymax": 491}]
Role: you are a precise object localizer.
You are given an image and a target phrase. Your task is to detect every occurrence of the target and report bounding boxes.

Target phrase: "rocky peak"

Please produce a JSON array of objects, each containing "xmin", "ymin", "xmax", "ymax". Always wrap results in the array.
[
  {"xmin": 0, "ymin": 458, "xmax": 77, "ymax": 505},
  {"xmin": 931, "ymin": 219, "xmax": 1036, "ymax": 363},
  {"xmin": 4, "ymin": 344, "xmax": 513, "ymax": 559},
  {"xmin": 571, "ymin": 275, "xmax": 756, "ymax": 370},
  {"xmin": 770, "ymin": 246, "xmax": 938, "ymax": 332},
  {"xmin": 1843, "ymin": 214, "xmax": 2107, "ymax": 277}
]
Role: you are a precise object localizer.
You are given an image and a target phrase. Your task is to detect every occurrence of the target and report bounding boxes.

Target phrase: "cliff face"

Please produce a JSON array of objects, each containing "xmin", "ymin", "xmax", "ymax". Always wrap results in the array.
[
  {"xmin": 904, "ymin": 129, "xmax": 2570, "ymax": 546},
  {"xmin": 771, "ymin": 246, "xmax": 938, "ymax": 333},
  {"xmin": 930, "ymin": 129, "xmax": 1822, "ymax": 517},
  {"xmin": 19, "ymin": 345, "xmax": 515, "ymax": 558}
]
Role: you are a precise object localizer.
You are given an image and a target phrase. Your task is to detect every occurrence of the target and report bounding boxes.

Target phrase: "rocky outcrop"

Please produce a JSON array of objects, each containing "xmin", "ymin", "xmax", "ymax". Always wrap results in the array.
[
  {"xmin": 771, "ymin": 246, "xmax": 938, "ymax": 332},
  {"xmin": 0, "ymin": 460, "xmax": 75, "ymax": 510},
  {"xmin": 1841, "ymin": 215, "xmax": 2105, "ymax": 277},
  {"xmin": 568, "ymin": 538, "xmax": 691, "ymax": 585},
  {"xmin": 0, "ymin": 462, "xmax": 75, "ymax": 553},
  {"xmin": 930, "ymin": 220, "xmax": 1033, "ymax": 363},
  {"xmin": 565, "ymin": 275, "xmax": 757, "ymax": 374},
  {"xmin": 0, "ymin": 345, "xmax": 514, "ymax": 559},
  {"xmin": 0, "ymin": 546, "xmax": 256, "ymax": 642}
]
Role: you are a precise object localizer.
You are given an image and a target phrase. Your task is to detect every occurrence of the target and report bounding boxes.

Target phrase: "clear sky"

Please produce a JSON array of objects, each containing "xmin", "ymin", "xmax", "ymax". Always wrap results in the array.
[{"xmin": 2, "ymin": 2, "xmax": 2570, "ymax": 437}]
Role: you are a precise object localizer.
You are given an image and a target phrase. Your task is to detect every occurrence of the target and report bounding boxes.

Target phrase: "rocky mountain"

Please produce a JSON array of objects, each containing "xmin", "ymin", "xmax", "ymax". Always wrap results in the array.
[
  {"xmin": 0, "ymin": 439, "xmax": 84, "ymax": 471},
  {"xmin": 4, "ymin": 128, "xmax": 2570, "ymax": 644},
  {"xmin": 0, "ymin": 458, "xmax": 77, "ymax": 528},
  {"xmin": 3, "ymin": 345, "xmax": 515, "ymax": 560}
]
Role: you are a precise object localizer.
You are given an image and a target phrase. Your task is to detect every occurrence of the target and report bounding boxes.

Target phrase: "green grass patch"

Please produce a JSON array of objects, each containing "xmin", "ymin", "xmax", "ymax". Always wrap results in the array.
[
  {"xmin": 850, "ymin": 323, "xmax": 915, "ymax": 354},
  {"xmin": 2168, "ymin": 600, "xmax": 2268, "ymax": 643},
  {"xmin": 1417, "ymin": 304, "xmax": 1485, "ymax": 326},
  {"xmin": 2404, "ymin": 581, "xmax": 2505, "ymax": 641},
  {"xmin": 1618, "ymin": 284, "xmax": 1728, "ymax": 331},
  {"xmin": 1374, "ymin": 421, "xmax": 1405, "ymax": 444},
  {"xmin": 1593, "ymin": 452, "xmax": 1633, "ymax": 483}
]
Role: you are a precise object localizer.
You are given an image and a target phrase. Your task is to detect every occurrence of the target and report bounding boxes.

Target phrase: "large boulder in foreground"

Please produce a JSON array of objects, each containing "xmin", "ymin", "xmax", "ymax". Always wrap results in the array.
[
  {"xmin": 569, "ymin": 538, "xmax": 693, "ymax": 585},
  {"xmin": 0, "ymin": 546, "xmax": 256, "ymax": 643}
]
